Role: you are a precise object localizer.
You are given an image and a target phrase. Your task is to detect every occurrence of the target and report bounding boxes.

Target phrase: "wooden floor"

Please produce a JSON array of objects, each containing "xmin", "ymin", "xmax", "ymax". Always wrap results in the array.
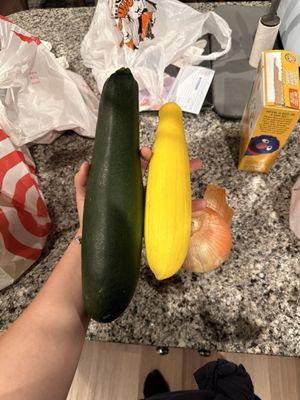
[{"xmin": 67, "ymin": 341, "xmax": 300, "ymax": 400}]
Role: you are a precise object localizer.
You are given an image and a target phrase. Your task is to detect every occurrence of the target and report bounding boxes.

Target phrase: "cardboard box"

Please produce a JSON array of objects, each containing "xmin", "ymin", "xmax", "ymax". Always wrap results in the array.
[{"xmin": 239, "ymin": 50, "xmax": 300, "ymax": 173}]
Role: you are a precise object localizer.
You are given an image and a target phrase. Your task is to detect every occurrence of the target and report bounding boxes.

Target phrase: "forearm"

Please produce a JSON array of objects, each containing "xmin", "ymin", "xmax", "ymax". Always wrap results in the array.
[{"xmin": 0, "ymin": 234, "xmax": 90, "ymax": 400}]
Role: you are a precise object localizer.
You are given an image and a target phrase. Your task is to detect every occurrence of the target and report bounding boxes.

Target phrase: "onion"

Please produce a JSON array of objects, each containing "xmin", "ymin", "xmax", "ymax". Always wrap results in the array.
[
  {"xmin": 184, "ymin": 185, "xmax": 233, "ymax": 273},
  {"xmin": 203, "ymin": 184, "xmax": 233, "ymax": 225}
]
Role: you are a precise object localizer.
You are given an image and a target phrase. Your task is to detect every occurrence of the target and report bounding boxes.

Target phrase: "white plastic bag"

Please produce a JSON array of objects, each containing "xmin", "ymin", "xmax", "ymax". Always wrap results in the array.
[
  {"xmin": 81, "ymin": 0, "xmax": 231, "ymax": 110},
  {"xmin": 290, "ymin": 177, "xmax": 300, "ymax": 239},
  {"xmin": 0, "ymin": 15, "xmax": 98, "ymax": 146}
]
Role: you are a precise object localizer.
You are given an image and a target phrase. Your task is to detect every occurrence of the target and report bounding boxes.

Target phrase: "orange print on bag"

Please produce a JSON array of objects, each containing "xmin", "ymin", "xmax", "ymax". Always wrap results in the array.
[
  {"xmin": 118, "ymin": 0, "xmax": 133, "ymax": 19},
  {"xmin": 140, "ymin": 11, "xmax": 153, "ymax": 39}
]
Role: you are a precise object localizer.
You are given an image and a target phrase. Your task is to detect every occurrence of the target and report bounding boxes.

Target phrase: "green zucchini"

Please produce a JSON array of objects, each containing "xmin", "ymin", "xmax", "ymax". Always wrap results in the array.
[{"xmin": 82, "ymin": 68, "xmax": 143, "ymax": 323}]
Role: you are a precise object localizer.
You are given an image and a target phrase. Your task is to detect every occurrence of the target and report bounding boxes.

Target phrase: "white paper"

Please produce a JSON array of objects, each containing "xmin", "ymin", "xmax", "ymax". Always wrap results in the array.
[{"xmin": 167, "ymin": 65, "xmax": 215, "ymax": 114}]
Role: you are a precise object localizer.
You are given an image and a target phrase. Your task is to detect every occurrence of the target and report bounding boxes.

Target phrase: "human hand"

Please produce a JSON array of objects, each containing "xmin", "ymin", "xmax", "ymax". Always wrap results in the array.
[
  {"xmin": 74, "ymin": 161, "xmax": 90, "ymax": 235},
  {"xmin": 74, "ymin": 147, "xmax": 206, "ymax": 234}
]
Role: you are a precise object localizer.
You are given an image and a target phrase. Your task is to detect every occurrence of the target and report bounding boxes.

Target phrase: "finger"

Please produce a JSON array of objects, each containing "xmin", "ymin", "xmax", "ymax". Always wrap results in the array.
[
  {"xmin": 192, "ymin": 198, "xmax": 207, "ymax": 212},
  {"xmin": 140, "ymin": 146, "xmax": 152, "ymax": 161},
  {"xmin": 140, "ymin": 147, "xmax": 152, "ymax": 176},
  {"xmin": 74, "ymin": 161, "xmax": 90, "ymax": 197},
  {"xmin": 190, "ymin": 158, "xmax": 203, "ymax": 172},
  {"xmin": 140, "ymin": 147, "xmax": 152, "ymax": 164}
]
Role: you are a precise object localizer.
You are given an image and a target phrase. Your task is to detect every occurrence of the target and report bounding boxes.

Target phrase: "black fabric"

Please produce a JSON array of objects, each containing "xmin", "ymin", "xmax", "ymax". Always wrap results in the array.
[
  {"xmin": 144, "ymin": 369, "xmax": 171, "ymax": 398},
  {"xmin": 145, "ymin": 359, "xmax": 261, "ymax": 400},
  {"xmin": 146, "ymin": 389, "xmax": 216, "ymax": 400},
  {"xmin": 194, "ymin": 360, "xmax": 261, "ymax": 400}
]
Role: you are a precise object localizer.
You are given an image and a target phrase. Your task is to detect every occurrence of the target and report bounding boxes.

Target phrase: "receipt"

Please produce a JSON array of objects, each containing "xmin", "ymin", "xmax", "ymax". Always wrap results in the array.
[{"xmin": 167, "ymin": 65, "xmax": 215, "ymax": 114}]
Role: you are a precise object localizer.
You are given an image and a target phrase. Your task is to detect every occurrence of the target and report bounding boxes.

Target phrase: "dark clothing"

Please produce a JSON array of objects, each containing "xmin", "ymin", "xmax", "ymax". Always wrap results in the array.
[
  {"xmin": 146, "ymin": 360, "xmax": 261, "ymax": 400},
  {"xmin": 148, "ymin": 390, "xmax": 216, "ymax": 399},
  {"xmin": 194, "ymin": 359, "xmax": 260, "ymax": 400}
]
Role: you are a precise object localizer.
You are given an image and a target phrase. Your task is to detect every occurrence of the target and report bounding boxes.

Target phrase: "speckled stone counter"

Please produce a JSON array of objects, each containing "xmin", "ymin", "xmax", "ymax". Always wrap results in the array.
[{"xmin": 1, "ymin": 2, "xmax": 299, "ymax": 357}]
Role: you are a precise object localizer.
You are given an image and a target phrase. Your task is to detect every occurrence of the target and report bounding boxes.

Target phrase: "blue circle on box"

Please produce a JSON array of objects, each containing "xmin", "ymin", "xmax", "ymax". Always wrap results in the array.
[{"xmin": 245, "ymin": 135, "xmax": 280, "ymax": 156}]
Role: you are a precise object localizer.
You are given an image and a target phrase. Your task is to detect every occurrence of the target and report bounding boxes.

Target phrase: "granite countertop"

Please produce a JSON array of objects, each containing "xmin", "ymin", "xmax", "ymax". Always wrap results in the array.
[{"xmin": 1, "ymin": 2, "xmax": 299, "ymax": 357}]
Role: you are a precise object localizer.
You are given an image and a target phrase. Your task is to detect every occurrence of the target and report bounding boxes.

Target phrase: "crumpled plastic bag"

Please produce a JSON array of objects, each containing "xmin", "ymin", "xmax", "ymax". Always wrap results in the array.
[
  {"xmin": 81, "ymin": 0, "xmax": 232, "ymax": 110},
  {"xmin": 0, "ymin": 15, "xmax": 98, "ymax": 147},
  {"xmin": 0, "ymin": 128, "xmax": 51, "ymax": 290},
  {"xmin": 289, "ymin": 177, "xmax": 300, "ymax": 239}
]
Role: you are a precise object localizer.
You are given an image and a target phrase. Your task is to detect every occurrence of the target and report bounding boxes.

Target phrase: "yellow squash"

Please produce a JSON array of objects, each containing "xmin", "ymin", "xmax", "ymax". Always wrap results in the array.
[{"xmin": 145, "ymin": 102, "xmax": 191, "ymax": 280}]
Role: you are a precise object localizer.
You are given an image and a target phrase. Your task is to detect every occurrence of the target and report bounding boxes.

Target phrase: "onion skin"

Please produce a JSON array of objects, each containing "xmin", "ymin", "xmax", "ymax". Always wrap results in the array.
[
  {"xmin": 203, "ymin": 185, "xmax": 233, "ymax": 225},
  {"xmin": 184, "ymin": 207, "xmax": 232, "ymax": 273}
]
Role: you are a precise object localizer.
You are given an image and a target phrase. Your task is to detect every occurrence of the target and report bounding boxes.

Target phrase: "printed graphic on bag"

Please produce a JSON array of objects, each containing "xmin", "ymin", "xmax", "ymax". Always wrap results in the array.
[
  {"xmin": 108, "ymin": 0, "xmax": 157, "ymax": 49},
  {"xmin": 0, "ymin": 129, "xmax": 52, "ymax": 290}
]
